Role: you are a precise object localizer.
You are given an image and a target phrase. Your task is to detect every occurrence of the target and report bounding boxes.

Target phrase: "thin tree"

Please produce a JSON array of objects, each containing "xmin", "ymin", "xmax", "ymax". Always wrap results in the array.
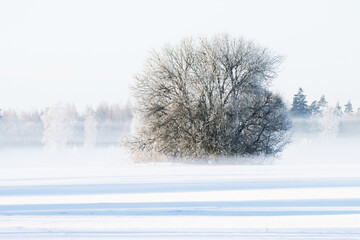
[
  {"xmin": 344, "ymin": 101, "xmax": 353, "ymax": 115},
  {"xmin": 317, "ymin": 95, "xmax": 328, "ymax": 115},
  {"xmin": 334, "ymin": 102, "xmax": 343, "ymax": 117},
  {"xmin": 309, "ymin": 100, "xmax": 320, "ymax": 116}
]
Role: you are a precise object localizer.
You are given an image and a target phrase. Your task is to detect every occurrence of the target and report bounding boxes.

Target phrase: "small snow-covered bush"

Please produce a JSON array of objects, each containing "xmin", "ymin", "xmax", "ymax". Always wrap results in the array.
[{"xmin": 41, "ymin": 103, "xmax": 78, "ymax": 149}]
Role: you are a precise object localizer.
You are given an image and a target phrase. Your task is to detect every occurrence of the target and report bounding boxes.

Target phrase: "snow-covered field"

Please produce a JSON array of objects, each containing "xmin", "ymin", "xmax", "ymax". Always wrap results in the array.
[{"xmin": 1, "ymin": 138, "xmax": 360, "ymax": 239}]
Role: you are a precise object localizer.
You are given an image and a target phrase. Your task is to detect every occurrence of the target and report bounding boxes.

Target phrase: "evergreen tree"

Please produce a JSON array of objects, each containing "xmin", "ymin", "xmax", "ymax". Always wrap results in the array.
[
  {"xmin": 291, "ymin": 88, "xmax": 310, "ymax": 117},
  {"xmin": 344, "ymin": 100, "xmax": 353, "ymax": 115},
  {"xmin": 334, "ymin": 102, "xmax": 343, "ymax": 117},
  {"xmin": 317, "ymin": 95, "xmax": 328, "ymax": 114},
  {"xmin": 309, "ymin": 100, "xmax": 320, "ymax": 116}
]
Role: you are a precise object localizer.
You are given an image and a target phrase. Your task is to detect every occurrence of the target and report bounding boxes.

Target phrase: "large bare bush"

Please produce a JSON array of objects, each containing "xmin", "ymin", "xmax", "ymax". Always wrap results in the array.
[{"xmin": 129, "ymin": 34, "xmax": 290, "ymax": 159}]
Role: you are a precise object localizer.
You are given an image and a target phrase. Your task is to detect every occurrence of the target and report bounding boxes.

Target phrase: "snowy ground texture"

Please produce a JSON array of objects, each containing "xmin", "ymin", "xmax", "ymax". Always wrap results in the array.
[{"xmin": 1, "ymin": 140, "xmax": 360, "ymax": 239}]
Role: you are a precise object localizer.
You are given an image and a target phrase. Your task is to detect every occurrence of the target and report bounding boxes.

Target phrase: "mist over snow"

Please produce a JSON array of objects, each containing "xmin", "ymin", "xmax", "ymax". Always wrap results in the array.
[
  {"xmin": 1, "ymin": 128, "xmax": 360, "ymax": 239},
  {"xmin": 1, "ymin": 98, "xmax": 360, "ymax": 240},
  {"xmin": 281, "ymin": 135, "xmax": 360, "ymax": 165},
  {"xmin": 1, "ymin": 111, "xmax": 360, "ymax": 166}
]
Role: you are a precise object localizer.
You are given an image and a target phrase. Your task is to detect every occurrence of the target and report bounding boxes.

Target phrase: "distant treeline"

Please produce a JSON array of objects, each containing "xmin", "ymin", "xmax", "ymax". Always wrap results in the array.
[
  {"xmin": 1, "ymin": 89, "xmax": 360, "ymax": 149},
  {"xmin": 290, "ymin": 88, "xmax": 360, "ymax": 137},
  {"xmin": 0, "ymin": 102, "xmax": 132, "ymax": 148},
  {"xmin": 290, "ymin": 88, "xmax": 358, "ymax": 118}
]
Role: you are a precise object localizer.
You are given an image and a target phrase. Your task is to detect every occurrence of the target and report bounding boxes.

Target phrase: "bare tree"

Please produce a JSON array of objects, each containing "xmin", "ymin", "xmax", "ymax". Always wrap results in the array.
[{"xmin": 129, "ymin": 34, "xmax": 290, "ymax": 159}]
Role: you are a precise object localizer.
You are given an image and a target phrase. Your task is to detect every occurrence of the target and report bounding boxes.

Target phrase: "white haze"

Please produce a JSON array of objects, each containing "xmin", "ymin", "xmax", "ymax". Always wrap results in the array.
[
  {"xmin": 1, "ymin": 110, "xmax": 359, "ymax": 240},
  {"xmin": 1, "ymin": 133, "xmax": 359, "ymax": 167},
  {"xmin": 1, "ymin": 131, "xmax": 360, "ymax": 239},
  {"xmin": 1, "ymin": 102, "xmax": 359, "ymax": 166}
]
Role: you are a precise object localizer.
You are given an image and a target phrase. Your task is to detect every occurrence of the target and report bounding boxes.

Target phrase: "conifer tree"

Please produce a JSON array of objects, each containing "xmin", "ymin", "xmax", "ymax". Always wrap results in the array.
[
  {"xmin": 291, "ymin": 88, "xmax": 310, "ymax": 117},
  {"xmin": 317, "ymin": 95, "xmax": 328, "ymax": 114},
  {"xmin": 309, "ymin": 100, "xmax": 320, "ymax": 116},
  {"xmin": 344, "ymin": 101, "xmax": 353, "ymax": 115},
  {"xmin": 334, "ymin": 102, "xmax": 343, "ymax": 117}
]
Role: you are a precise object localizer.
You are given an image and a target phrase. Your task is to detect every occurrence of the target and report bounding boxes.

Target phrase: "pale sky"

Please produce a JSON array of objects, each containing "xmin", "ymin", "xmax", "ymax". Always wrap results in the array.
[{"xmin": 1, "ymin": 0, "xmax": 360, "ymax": 110}]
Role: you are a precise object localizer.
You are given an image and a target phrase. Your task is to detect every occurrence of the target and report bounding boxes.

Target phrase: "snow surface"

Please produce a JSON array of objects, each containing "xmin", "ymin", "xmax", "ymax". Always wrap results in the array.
[{"xmin": 1, "ymin": 138, "xmax": 360, "ymax": 239}]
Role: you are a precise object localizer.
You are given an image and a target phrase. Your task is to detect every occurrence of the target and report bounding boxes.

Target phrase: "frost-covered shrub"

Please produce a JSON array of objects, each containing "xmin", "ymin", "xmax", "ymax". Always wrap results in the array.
[
  {"xmin": 129, "ymin": 34, "xmax": 291, "ymax": 158},
  {"xmin": 317, "ymin": 106, "xmax": 340, "ymax": 137},
  {"xmin": 83, "ymin": 107, "xmax": 97, "ymax": 148},
  {"xmin": 41, "ymin": 103, "xmax": 78, "ymax": 149}
]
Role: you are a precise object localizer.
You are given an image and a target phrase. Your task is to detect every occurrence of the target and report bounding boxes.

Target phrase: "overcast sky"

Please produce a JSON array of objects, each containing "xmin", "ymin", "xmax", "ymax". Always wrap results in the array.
[{"xmin": 1, "ymin": 0, "xmax": 360, "ymax": 110}]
